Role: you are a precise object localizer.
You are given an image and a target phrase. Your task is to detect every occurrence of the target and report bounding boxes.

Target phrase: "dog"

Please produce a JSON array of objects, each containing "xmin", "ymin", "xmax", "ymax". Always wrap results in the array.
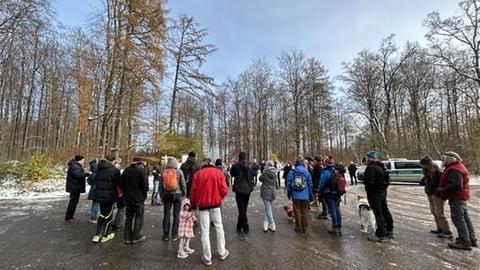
[
  {"xmin": 283, "ymin": 205, "xmax": 295, "ymax": 223},
  {"xmin": 357, "ymin": 195, "xmax": 376, "ymax": 233}
]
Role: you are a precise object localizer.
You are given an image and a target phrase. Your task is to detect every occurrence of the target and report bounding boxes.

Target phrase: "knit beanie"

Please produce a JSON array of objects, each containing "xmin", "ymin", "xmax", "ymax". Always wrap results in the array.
[
  {"xmin": 419, "ymin": 156, "xmax": 433, "ymax": 166},
  {"xmin": 367, "ymin": 150, "xmax": 379, "ymax": 160},
  {"xmin": 75, "ymin": 155, "xmax": 85, "ymax": 162}
]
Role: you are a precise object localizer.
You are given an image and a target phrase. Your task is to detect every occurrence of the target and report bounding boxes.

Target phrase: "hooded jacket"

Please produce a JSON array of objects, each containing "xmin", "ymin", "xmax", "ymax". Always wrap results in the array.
[
  {"xmin": 231, "ymin": 160, "xmax": 254, "ymax": 194},
  {"xmin": 319, "ymin": 165, "xmax": 336, "ymax": 194},
  {"xmin": 363, "ymin": 161, "xmax": 389, "ymax": 192},
  {"xmin": 287, "ymin": 165, "xmax": 313, "ymax": 201},
  {"xmin": 178, "ymin": 198, "xmax": 197, "ymax": 238},
  {"xmin": 260, "ymin": 167, "xmax": 277, "ymax": 201},
  {"xmin": 66, "ymin": 159, "xmax": 89, "ymax": 194},
  {"xmin": 119, "ymin": 163, "xmax": 149, "ymax": 203},
  {"xmin": 190, "ymin": 165, "xmax": 229, "ymax": 210},
  {"xmin": 95, "ymin": 160, "xmax": 121, "ymax": 203},
  {"xmin": 162, "ymin": 158, "xmax": 186, "ymax": 196}
]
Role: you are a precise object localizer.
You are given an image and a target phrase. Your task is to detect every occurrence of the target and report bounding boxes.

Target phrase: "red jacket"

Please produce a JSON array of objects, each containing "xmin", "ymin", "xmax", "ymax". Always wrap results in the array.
[
  {"xmin": 439, "ymin": 161, "xmax": 470, "ymax": 201},
  {"xmin": 189, "ymin": 166, "xmax": 229, "ymax": 210}
]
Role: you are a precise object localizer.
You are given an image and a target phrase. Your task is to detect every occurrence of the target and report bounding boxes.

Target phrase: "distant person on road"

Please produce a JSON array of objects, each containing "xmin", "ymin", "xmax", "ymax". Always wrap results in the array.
[
  {"xmin": 348, "ymin": 161, "xmax": 358, "ymax": 185},
  {"xmin": 282, "ymin": 162, "xmax": 292, "ymax": 188},
  {"xmin": 87, "ymin": 159, "xmax": 99, "ymax": 223},
  {"xmin": 230, "ymin": 152, "xmax": 255, "ymax": 233},
  {"xmin": 151, "ymin": 161, "xmax": 164, "ymax": 206},
  {"xmin": 251, "ymin": 159, "xmax": 260, "ymax": 186},
  {"xmin": 363, "ymin": 150, "xmax": 394, "ymax": 242},
  {"xmin": 190, "ymin": 158, "xmax": 230, "ymax": 266},
  {"xmin": 119, "ymin": 157, "xmax": 148, "ymax": 244},
  {"xmin": 162, "ymin": 157, "xmax": 186, "ymax": 242},
  {"xmin": 420, "ymin": 156, "xmax": 452, "ymax": 239},
  {"xmin": 92, "ymin": 154, "xmax": 121, "ymax": 243},
  {"xmin": 274, "ymin": 160, "xmax": 282, "ymax": 189},
  {"xmin": 259, "ymin": 160, "xmax": 277, "ymax": 232},
  {"xmin": 437, "ymin": 152, "xmax": 477, "ymax": 251},
  {"xmin": 319, "ymin": 157, "xmax": 343, "ymax": 236},
  {"xmin": 180, "ymin": 152, "xmax": 201, "ymax": 198},
  {"xmin": 65, "ymin": 154, "xmax": 90, "ymax": 224},
  {"xmin": 287, "ymin": 160, "xmax": 313, "ymax": 234}
]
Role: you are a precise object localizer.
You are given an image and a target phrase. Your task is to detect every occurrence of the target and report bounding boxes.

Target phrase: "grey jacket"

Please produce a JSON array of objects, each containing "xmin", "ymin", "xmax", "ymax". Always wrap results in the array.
[
  {"xmin": 161, "ymin": 158, "xmax": 186, "ymax": 196},
  {"xmin": 260, "ymin": 167, "xmax": 277, "ymax": 201}
]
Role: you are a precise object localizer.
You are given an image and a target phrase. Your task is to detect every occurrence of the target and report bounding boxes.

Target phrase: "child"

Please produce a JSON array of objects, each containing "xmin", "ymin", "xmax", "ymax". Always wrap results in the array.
[
  {"xmin": 283, "ymin": 205, "xmax": 295, "ymax": 223},
  {"xmin": 177, "ymin": 198, "xmax": 197, "ymax": 259}
]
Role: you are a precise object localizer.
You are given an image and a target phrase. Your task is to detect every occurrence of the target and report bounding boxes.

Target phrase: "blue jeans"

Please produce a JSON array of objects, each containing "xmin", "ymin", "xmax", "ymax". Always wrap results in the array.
[
  {"xmin": 90, "ymin": 201, "xmax": 100, "ymax": 220},
  {"xmin": 325, "ymin": 193, "xmax": 342, "ymax": 227},
  {"xmin": 263, "ymin": 199, "xmax": 274, "ymax": 224},
  {"xmin": 152, "ymin": 180, "xmax": 161, "ymax": 204}
]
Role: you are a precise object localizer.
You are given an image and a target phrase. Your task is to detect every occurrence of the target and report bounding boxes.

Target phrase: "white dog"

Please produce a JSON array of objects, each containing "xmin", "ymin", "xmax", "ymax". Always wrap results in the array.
[{"xmin": 357, "ymin": 195, "xmax": 376, "ymax": 234}]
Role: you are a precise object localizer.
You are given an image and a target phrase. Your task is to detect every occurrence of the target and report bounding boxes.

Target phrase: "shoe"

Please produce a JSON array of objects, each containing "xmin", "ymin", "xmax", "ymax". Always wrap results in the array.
[
  {"xmin": 172, "ymin": 235, "xmax": 180, "ymax": 242},
  {"xmin": 430, "ymin": 229, "xmax": 442, "ymax": 234},
  {"xmin": 177, "ymin": 252, "xmax": 189, "ymax": 259},
  {"xmin": 202, "ymin": 257, "xmax": 212, "ymax": 266},
  {"xmin": 89, "ymin": 218, "xmax": 97, "ymax": 224},
  {"xmin": 243, "ymin": 224, "xmax": 250, "ymax": 233},
  {"xmin": 295, "ymin": 228, "xmax": 301, "ymax": 234},
  {"xmin": 448, "ymin": 242, "xmax": 472, "ymax": 251},
  {"xmin": 184, "ymin": 247, "xmax": 195, "ymax": 254},
  {"xmin": 163, "ymin": 235, "xmax": 169, "ymax": 241},
  {"xmin": 385, "ymin": 231, "xmax": 394, "ymax": 239},
  {"xmin": 131, "ymin": 235, "xmax": 146, "ymax": 244},
  {"xmin": 438, "ymin": 233, "xmax": 454, "ymax": 239},
  {"xmin": 328, "ymin": 227, "xmax": 337, "ymax": 235},
  {"xmin": 269, "ymin": 223, "xmax": 276, "ymax": 232},
  {"xmin": 263, "ymin": 221, "xmax": 269, "ymax": 232},
  {"xmin": 100, "ymin": 233, "xmax": 115, "ymax": 243},
  {"xmin": 219, "ymin": 249, "xmax": 230, "ymax": 261},
  {"xmin": 236, "ymin": 224, "xmax": 242, "ymax": 233},
  {"xmin": 125, "ymin": 240, "xmax": 131, "ymax": 244},
  {"xmin": 368, "ymin": 235, "xmax": 385, "ymax": 242},
  {"xmin": 471, "ymin": 241, "xmax": 478, "ymax": 248},
  {"xmin": 317, "ymin": 214, "xmax": 328, "ymax": 220},
  {"xmin": 336, "ymin": 227, "xmax": 343, "ymax": 236},
  {"xmin": 64, "ymin": 218, "xmax": 80, "ymax": 224},
  {"xmin": 92, "ymin": 235, "xmax": 101, "ymax": 243}
]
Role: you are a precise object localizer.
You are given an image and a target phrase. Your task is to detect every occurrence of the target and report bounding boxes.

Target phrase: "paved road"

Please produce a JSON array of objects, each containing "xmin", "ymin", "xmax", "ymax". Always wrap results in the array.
[{"xmin": 0, "ymin": 184, "xmax": 479, "ymax": 270}]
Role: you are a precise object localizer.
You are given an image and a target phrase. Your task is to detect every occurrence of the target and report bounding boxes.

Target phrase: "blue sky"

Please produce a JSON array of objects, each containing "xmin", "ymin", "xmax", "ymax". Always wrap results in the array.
[{"xmin": 54, "ymin": 0, "xmax": 459, "ymax": 86}]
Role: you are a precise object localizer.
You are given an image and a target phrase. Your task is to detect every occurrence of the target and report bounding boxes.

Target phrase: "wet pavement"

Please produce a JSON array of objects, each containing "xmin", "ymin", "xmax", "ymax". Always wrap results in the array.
[{"xmin": 1, "ymin": 184, "xmax": 479, "ymax": 270}]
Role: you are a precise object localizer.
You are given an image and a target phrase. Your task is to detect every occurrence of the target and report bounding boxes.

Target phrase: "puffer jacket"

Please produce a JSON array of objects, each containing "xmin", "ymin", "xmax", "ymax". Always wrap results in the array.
[
  {"xmin": 260, "ymin": 167, "xmax": 277, "ymax": 201},
  {"xmin": 231, "ymin": 160, "xmax": 254, "ymax": 195},
  {"xmin": 94, "ymin": 160, "xmax": 121, "ymax": 203},
  {"xmin": 66, "ymin": 159, "xmax": 89, "ymax": 193}
]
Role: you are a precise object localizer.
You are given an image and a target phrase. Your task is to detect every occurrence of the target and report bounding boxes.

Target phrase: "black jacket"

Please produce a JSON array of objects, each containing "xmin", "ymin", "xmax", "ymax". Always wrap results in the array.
[
  {"xmin": 348, "ymin": 164, "xmax": 358, "ymax": 175},
  {"xmin": 363, "ymin": 161, "xmax": 389, "ymax": 192},
  {"xmin": 180, "ymin": 158, "xmax": 201, "ymax": 183},
  {"xmin": 66, "ymin": 159, "xmax": 89, "ymax": 194},
  {"xmin": 94, "ymin": 160, "xmax": 121, "ymax": 203},
  {"xmin": 120, "ymin": 164, "xmax": 149, "ymax": 203},
  {"xmin": 230, "ymin": 160, "xmax": 254, "ymax": 194},
  {"xmin": 423, "ymin": 164, "xmax": 442, "ymax": 195}
]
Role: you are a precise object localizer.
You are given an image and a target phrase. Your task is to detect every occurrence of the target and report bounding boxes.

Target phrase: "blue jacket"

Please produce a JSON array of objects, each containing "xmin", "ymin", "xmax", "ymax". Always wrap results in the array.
[
  {"xmin": 287, "ymin": 165, "xmax": 312, "ymax": 201},
  {"xmin": 319, "ymin": 165, "xmax": 336, "ymax": 194}
]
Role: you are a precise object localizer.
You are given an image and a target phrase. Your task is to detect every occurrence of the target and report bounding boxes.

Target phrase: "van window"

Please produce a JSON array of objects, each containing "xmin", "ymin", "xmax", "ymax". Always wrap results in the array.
[
  {"xmin": 382, "ymin": 162, "xmax": 391, "ymax": 169},
  {"xmin": 394, "ymin": 162, "xmax": 422, "ymax": 169}
]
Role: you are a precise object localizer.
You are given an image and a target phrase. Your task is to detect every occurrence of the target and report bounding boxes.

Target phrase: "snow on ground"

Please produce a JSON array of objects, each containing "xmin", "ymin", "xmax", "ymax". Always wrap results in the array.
[{"xmin": 0, "ymin": 177, "xmax": 66, "ymax": 200}]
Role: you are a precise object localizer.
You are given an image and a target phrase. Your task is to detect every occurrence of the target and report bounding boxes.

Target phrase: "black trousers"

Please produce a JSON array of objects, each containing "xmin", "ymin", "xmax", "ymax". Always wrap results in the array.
[
  {"xmin": 96, "ymin": 202, "xmax": 115, "ymax": 237},
  {"xmin": 350, "ymin": 173, "xmax": 357, "ymax": 185},
  {"xmin": 367, "ymin": 189, "xmax": 394, "ymax": 237},
  {"xmin": 125, "ymin": 201, "xmax": 145, "ymax": 241},
  {"xmin": 65, "ymin": 193, "xmax": 80, "ymax": 220},
  {"xmin": 235, "ymin": 192, "xmax": 251, "ymax": 230},
  {"xmin": 163, "ymin": 193, "xmax": 181, "ymax": 236}
]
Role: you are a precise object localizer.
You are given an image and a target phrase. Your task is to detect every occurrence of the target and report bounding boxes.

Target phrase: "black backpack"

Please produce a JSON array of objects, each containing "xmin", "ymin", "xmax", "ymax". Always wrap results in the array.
[{"xmin": 291, "ymin": 170, "xmax": 308, "ymax": 191}]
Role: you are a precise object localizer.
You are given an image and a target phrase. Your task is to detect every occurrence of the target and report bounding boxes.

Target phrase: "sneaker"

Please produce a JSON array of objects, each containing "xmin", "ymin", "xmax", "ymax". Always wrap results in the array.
[
  {"xmin": 430, "ymin": 229, "xmax": 442, "ymax": 234},
  {"xmin": 125, "ymin": 240, "xmax": 132, "ymax": 245},
  {"xmin": 172, "ymin": 235, "xmax": 180, "ymax": 242},
  {"xmin": 317, "ymin": 214, "xmax": 328, "ymax": 220},
  {"xmin": 202, "ymin": 257, "xmax": 212, "ymax": 266},
  {"xmin": 336, "ymin": 228, "xmax": 343, "ymax": 236},
  {"xmin": 269, "ymin": 223, "xmax": 276, "ymax": 232},
  {"xmin": 368, "ymin": 235, "xmax": 385, "ymax": 242},
  {"xmin": 131, "ymin": 235, "xmax": 146, "ymax": 244},
  {"xmin": 438, "ymin": 233, "xmax": 454, "ymax": 239},
  {"xmin": 177, "ymin": 252, "xmax": 189, "ymax": 259},
  {"xmin": 219, "ymin": 249, "xmax": 230, "ymax": 261},
  {"xmin": 184, "ymin": 247, "xmax": 195, "ymax": 254},
  {"xmin": 448, "ymin": 242, "xmax": 472, "ymax": 251},
  {"xmin": 64, "ymin": 218, "xmax": 80, "ymax": 224},
  {"xmin": 263, "ymin": 222, "xmax": 269, "ymax": 232},
  {"xmin": 89, "ymin": 218, "xmax": 97, "ymax": 224},
  {"xmin": 92, "ymin": 235, "xmax": 101, "ymax": 243},
  {"xmin": 163, "ymin": 235, "xmax": 169, "ymax": 241},
  {"xmin": 100, "ymin": 233, "xmax": 115, "ymax": 243},
  {"xmin": 328, "ymin": 228, "xmax": 337, "ymax": 235}
]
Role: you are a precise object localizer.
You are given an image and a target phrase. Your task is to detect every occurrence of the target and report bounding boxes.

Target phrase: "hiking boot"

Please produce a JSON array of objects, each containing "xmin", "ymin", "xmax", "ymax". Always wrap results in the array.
[
  {"xmin": 100, "ymin": 233, "xmax": 115, "ymax": 243},
  {"xmin": 172, "ymin": 235, "xmax": 180, "ymax": 242},
  {"xmin": 448, "ymin": 242, "xmax": 472, "ymax": 251},
  {"xmin": 430, "ymin": 229, "xmax": 442, "ymax": 234},
  {"xmin": 438, "ymin": 233, "xmax": 454, "ymax": 239},
  {"xmin": 317, "ymin": 214, "xmax": 328, "ymax": 220},
  {"xmin": 263, "ymin": 221, "xmax": 269, "ymax": 232},
  {"xmin": 163, "ymin": 234, "xmax": 169, "ymax": 241},
  {"xmin": 385, "ymin": 231, "xmax": 394, "ymax": 239},
  {"xmin": 131, "ymin": 235, "xmax": 146, "ymax": 244},
  {"xmin": 202, "ymin": 257, "xmax": 212, "ymax": 266},
  {"xmin": 269, "ymin": 223, "xmax": 276, "ymax": 232},
  {"xmin": 177, "ymin": 252, "xmax": 189, "ymax": 259},
  {"xmin": 184, "ymin": 247, "xmax": 195, "ymax": 254},
  {"xmin": 219, "ymin": 249, "xmax": 230, "ymax": 261},
  {"xmin": 368, "ymin": 235, "xmax": 385, "ymax": 242},
  {"xmin": 92, "ymin": 235, "xmax": 101, "ymax": 243}
]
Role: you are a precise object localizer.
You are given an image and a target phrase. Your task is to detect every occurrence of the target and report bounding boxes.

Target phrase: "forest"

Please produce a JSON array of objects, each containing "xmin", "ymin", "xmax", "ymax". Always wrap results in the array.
[{"xmin": 0, "ymin": 0, "xmax": 479, "ymax": 173}]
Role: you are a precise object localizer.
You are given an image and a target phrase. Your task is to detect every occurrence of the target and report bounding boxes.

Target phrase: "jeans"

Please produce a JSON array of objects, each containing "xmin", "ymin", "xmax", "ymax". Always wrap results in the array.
[
  {"xmin": 152, "ymin": 179, "xmax": 162, "ymax": 204},
  {"xmin": 320, "ymin": 197, "xmax": 328, "ymax": 215},
  {"xmin": 198, "ymin": 207, "xmax": 226, "ymax": 261},
  {"xmin": 235, "ymin": 192, "xmax": 251, "ymax": 230},
  {"xmin": 350, "ymin": 173, "xmax": 357, "ymax": 185},
  {"xmin": 325, "ymin": 193, "xmax": 342, "ymax": 227},
  {"xmin": 163, "ymin": 193, "xmax": 181, "ymax": 236},
  {"xmin": 90, "ymin": 201, "xmax": 100, "ymax": 220},
  {"xmin": 427, "ymin": 194, "xmax": 452, "ymax": 234},
  {"xmin": 449, "ymin": 199, "xmax": 477, "ymax": 246},
  {"xmin": 263, "ymin": 199, "xmax": 275, "ymax": 224},
  {"xmin": 65, "ymin": 193, "xmax": 80, "ymax": 220},
  {"xmin": 124, "ymin": 201, "xmax": 145, "ymax": 241},
  {"xmin": 292, "ymin": 199, "xmax": 310, "ymax": 233},
  {"xmin": 367, "ymin": 189, "xmax": 394, "ymax": 237},
  {"xmin": 96, "ymin": 202, "xmax": 115, "ymax": 237}
]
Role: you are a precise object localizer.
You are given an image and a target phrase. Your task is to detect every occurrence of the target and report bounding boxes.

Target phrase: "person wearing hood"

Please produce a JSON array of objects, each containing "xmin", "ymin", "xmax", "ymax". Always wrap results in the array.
[
  {"xmin": 363, "ymin": 150, "xmax": 394, "ymax": 242},
  {"xmin": 162, "ymin": 157, "xmax": 186, "ymax": 241},
  {"xmin": 119, "ymin": 157, "xmax": 148, "ymax": 244},
  {"xmin": 92, "ymin": 154, "xmax": 121, "ymax": 243},
  {"xmin": 319, "ymin": 157, "xmax": 342, "ymax": 236},
  {"xmin": 230, "ymin": 151, "xmax": 255, "ymax": 233},
  {"xmin": 287, "ymin": 160, "xmax": 313, "ymax": 234},
  {"xmin": 190, "ymin": 157, "xmax": 230, "ymax": 266},
  {"xmin": 259, "ymin": 160, "xmax": 277, "ymax": 232},
  {"xmin": 65, "ymin": 155, "xmax": 90, "ymax": 224},
  {"xmin": 177, "ymin": 198, "xmax": 197, "ymax": 259},
  {"xmin": 437, "ymin": 152, "xmax": 477, "ymax": 250},
  {"xmin": 180, "ymin": 151, "xmax": 201, "ymax": 198}
]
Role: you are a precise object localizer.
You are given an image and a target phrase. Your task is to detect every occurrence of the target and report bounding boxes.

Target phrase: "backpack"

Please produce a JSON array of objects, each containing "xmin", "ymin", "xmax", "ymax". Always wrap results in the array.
[
  {"xmin": 291, "ymin": 170, "xmax": 308, "ymax": 191},
  {"xmin": 330, "ymin": 170, "xmax": 347, "ymax": 195},
  {"xmin": 163, "ymin": 169, "xmax": 178, "ymax": 192}
]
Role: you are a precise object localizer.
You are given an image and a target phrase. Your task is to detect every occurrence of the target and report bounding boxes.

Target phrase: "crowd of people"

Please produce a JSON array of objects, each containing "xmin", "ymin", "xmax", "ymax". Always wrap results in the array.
[{"xmin": 63, "ymin": 149, "xmax": 477, "ymax": 266}]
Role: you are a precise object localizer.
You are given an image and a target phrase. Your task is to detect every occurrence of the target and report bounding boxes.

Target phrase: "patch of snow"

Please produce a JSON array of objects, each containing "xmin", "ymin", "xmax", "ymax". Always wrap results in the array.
[
  {"xmin": 470, "ymin": 176, "xmax": 480, "ymax": 186},
  {"xmin": 0, "ymin": 178, "xmax": 66, "ymax": 200}
]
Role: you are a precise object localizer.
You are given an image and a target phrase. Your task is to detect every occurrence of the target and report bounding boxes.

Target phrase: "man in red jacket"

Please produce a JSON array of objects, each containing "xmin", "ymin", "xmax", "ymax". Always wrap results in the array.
[
  {"xmin": 437, "ymin": 151, "xmax": 477, "ymax": 251},
  {"xmin": 190, "ymin": 159, "xmax": 230, "ymax": 266}
]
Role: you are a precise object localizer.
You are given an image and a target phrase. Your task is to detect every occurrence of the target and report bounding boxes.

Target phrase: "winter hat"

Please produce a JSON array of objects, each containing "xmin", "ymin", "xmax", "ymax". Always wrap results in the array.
[
  {"xmin": 294, "ymin": 160, "xmax": 304, "ymax": 167},
  {"xmin": 215, "ymin": 159, "xmax": 223, "ymax": 166},
  {"xmin": 239, "ymin": 152, "xmax": 247, "ymax": 161},
  {"xmin": 75, "ymin": 155, "xmax": 85, "ymax": 162},
  {"xmin": 419, "ymin": 156, "xmax": 433, "ymax": 166},
  {"xmin": 265, "ymin": 160, "xmax": 274, "ymax": 168},
  {"xmin": 167, "ymin": 157, "xmax": 178, "ymax": 168},
  {"xmin": 188, "ymin": 151, "xmax": 197, "ymax": 158},
  {"xmin": 442, "ymin": 151, "xmax": 462, "ymax": 165},
  {"xmin": 367, "ymin": 150, "xmax": 379, "ymax": 160}
]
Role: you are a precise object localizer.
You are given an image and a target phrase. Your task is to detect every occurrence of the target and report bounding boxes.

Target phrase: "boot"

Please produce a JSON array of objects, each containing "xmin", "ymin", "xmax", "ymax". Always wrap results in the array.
[
  {"xmin": 269, "ymin": 223, "xmax": 276, "ymax": 232},
  {"xmin": 328, "ymin": 225, "xmax": 337, "ymax": 235},
  {"xmin": 448, "ymin": 242, "xmax": 472, "ymax": 251},
  {"xmin": 263, "ymin": 221, "xmax": 269, "ymax": 232},
  {"xmin": 336, "ymin": 227, "xmax": 343, "ymax": 236}
]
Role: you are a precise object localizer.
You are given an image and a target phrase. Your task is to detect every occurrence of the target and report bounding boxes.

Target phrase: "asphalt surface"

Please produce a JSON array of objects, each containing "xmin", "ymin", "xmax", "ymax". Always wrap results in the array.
[{"xmin": 1, "ymin": 183, "xmax": 479, "ymax": 270}]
